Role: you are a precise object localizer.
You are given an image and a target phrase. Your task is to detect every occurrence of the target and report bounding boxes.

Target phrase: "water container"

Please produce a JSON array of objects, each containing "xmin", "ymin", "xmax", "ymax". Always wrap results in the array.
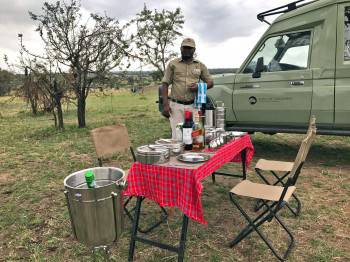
[{"xmin": 64, "ymin": 167, "xmax": 126, "ymax": 247}]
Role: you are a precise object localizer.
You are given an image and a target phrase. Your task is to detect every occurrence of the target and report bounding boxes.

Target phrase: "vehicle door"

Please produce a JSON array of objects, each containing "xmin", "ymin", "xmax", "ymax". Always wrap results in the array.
[
  {"xmin": 335, "ymin": 4, "xmax": 350, "ymax": 129},
  {"xmin": 233, "ymin": 30, "xmax": 313, "ymax": 126}
]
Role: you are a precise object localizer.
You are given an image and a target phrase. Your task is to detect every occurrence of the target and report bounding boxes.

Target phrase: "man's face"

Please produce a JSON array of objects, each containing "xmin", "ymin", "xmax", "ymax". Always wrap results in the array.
[{"xmin": 181, "ymin": 46, "xmax": 195, "ymax": 60}]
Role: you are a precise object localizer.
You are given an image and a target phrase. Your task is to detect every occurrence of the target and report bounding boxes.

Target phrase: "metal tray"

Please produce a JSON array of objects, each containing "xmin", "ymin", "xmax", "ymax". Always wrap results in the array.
[{"xmin": 177, "ymin": 153, "xmax": 211, "ymax": 163}]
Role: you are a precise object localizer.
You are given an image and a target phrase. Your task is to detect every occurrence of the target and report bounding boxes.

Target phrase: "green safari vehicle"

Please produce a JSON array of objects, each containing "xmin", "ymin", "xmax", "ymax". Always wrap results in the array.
[{"xmin": 208, "ymin": 0, "xmax": 350, "ymax": 135}]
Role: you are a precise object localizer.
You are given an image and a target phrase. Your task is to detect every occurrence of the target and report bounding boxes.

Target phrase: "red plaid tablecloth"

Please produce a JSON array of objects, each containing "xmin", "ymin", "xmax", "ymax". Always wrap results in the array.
[{"xmin": 123, "ymin": 134, "xmax": 254, "ymax": 224}]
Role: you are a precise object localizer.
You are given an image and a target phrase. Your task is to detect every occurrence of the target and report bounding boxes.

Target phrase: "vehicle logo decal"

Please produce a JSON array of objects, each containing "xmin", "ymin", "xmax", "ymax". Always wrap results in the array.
[{"xmin": 249, "ymin": 96, "xmax": 257, "ymax": 105}]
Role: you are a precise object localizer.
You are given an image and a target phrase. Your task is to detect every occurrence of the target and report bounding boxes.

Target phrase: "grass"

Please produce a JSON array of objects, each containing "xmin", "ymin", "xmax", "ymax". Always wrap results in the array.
[{"xmin": 0, "ymin": 88, "xmax": 350, "ymax": 261}]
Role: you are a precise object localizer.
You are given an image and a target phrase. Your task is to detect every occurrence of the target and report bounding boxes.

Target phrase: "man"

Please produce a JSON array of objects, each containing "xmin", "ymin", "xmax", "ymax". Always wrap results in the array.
[{"xmin": 161, "ymin": 38, "xmax": 214, "ymax": 139}]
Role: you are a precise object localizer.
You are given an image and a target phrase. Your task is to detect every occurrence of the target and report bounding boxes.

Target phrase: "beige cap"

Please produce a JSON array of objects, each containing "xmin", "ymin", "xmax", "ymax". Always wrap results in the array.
[{"xmin": 181, "ymin": 38, "xmax": 196, "ymax": 48}]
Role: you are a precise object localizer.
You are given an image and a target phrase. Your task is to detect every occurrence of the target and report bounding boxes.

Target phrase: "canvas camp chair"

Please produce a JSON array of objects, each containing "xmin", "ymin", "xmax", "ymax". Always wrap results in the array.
[
  {"xmin": 254, "ymin": 116, "xmax": 316, "ymax": 216},
  {"xmin": 228, "ymin": 129, "xmax": 316, "ymax": 261},
  {"xmin": 91, "ymin": 124, "xmax": 168, "ymax": 234}
]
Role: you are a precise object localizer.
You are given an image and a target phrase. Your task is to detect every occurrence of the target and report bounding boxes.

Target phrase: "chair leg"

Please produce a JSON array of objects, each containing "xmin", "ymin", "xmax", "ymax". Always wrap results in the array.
[
  {"xmin": 270, "ymin": 171, "xmax": 301, "ymax": 216},
  {"xmin": 229, "ymin": 193, "xmax": 295, "ymax": 261},
  {"xmin": 124, "ymin": 197, "xmax": 168, "ymax": 234},
  {"xmin": 211, "ymin": 173, "xmax": 216, "ymax": 184}
]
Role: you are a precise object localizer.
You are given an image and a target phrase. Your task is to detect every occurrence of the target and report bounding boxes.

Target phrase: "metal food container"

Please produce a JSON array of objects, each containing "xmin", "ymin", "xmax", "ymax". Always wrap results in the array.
[
  {"xmin": 155, "ymin": 139, "xmax": 184, "ymax": 155},
  {"xmin": 136, "ymin": 145, "xmax": 170, "ymax": 164},
  {"xmin": 215, "ymin": 103, "xmax": 226, "ymax": 129},
  {"xmin": 205, "ymin": 109, "xmax": 215, "ymax": 128},
  {"xmin": 205, "ymin": 128, "xmax": 217, "ymax": 144},
  {"xmin": 64, "ymin": 167, "xmax": 126, "ymax": 248}
]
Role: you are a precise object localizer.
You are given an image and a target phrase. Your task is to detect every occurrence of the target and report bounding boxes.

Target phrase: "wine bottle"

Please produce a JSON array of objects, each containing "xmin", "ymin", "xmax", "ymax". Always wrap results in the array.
[{"xmin": 182, "ymin": 110, "xmax": 193, "ymax": 151}]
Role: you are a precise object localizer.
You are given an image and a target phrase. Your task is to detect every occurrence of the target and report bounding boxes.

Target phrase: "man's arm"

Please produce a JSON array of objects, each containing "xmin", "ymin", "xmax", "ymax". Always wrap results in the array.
[
  {"xmin": 161, "ymin": 63, "xmax": 173, "ymax": 118},
  {"xmin": 206, "ymin": 79, "xmax": 214, "ymax": 89},
  {"xmin": 161, "ymin": 82, "xmax": 171, "ymax": 118}
]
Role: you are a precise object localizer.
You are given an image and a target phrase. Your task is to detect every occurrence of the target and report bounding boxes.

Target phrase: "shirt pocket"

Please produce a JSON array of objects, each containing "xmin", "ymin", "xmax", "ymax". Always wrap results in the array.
[{"xmin": 191, "ymin": 68, "xmax": 201, "ymax": 79}]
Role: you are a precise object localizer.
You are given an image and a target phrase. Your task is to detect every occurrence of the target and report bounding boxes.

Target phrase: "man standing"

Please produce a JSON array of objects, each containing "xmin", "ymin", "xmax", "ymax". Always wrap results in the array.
[{"xmin": 161, "ymin": 38, "xmax": 214, "ymax": 139}]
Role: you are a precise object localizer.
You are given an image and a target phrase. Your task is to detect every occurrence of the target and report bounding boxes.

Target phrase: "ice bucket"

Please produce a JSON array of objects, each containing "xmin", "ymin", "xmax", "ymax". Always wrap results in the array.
[{"xmin": 64, "ymin": 167, "xmax": 126, "ymax": 247}]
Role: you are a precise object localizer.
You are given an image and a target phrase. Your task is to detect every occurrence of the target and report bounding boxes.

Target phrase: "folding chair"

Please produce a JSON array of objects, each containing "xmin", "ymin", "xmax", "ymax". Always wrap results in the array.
[
  {"xmin": 254, "ymin": 116, "xmax": 316, "ymax": 216},
  {"xmin": 228, "ymin": 129, "xmax": 316, "ymax": 261},
  {"xmin": 90, "ymin": 124, "xmax": 168, "ymax": 234}
]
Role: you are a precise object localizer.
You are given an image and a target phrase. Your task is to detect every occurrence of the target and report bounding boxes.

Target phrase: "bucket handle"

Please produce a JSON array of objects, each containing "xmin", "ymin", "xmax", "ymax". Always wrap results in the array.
[
  {"xmin": 116, "ymin": 179, "xmax": 127, "ymax": 189},
  {"xmin": 64, "ymin": 190, "xmax": 77, "ymax": 239},
  {"xmin": 111, "ymin": 192, "xmax": 121, "ymax": 243}
]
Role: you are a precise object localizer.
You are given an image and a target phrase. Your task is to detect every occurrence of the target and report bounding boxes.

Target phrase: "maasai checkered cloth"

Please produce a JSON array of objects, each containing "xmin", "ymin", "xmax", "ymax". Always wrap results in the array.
[{"xmin": 123, "ymin": 134, "xmax": 254, "ymax": 224}]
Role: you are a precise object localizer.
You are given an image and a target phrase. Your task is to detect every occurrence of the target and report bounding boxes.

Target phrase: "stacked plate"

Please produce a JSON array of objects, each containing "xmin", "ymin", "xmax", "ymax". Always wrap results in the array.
[{"xmin": 155, "ymin": 139, "xmax": 184, "ymax": 156}]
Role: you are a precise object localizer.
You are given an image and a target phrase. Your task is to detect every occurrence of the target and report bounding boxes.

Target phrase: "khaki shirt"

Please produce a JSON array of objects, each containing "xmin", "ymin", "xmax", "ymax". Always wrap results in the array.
[{"xmin": 162, "ymin": 58, "xmax": 213, "ymax": 102}]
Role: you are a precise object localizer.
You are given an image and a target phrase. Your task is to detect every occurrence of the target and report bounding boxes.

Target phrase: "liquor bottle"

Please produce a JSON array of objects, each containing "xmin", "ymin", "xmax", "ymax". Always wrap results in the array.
[
  {"xmin": 182, "ymin": 110, "xmax": 193, "ymax": 151},
  {"xmin": 197, "ymin": 110, "xmax": 205, "ymax": 149},
  {"xmin": 85, "ymin": 170, "xmax": 96, "ymax": 188},
  {"xmin": 192, "ymin": 110, "xmax": 205, "ymax": 150}
]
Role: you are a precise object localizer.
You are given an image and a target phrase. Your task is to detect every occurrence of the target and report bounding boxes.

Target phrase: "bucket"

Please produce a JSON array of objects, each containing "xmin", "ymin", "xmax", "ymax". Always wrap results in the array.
[{"xmin": 64, "ymin": 167, "xmax": 126, "ymax": 247}]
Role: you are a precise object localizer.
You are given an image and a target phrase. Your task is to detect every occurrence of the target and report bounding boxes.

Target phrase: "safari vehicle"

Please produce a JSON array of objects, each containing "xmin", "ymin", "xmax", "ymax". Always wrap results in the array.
[{"xmin": 208, "ymin": 0, "xmax": 350, "ymax": 135}]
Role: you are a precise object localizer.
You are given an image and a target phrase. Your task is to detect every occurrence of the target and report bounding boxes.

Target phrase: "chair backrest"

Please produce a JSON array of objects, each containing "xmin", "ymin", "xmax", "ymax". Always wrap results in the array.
[
  {"xmin": 289, "ymin": 126, "xmax": 317, "ymax": 183},
  {"xmin": 307, "ymin": 115, "xmax": 316, "ymax": 134},
  {"xmin": 272, "ymin": 117, "xmax": 317, "ymax": 212},
  {"xmin": 91, "ymin": 125, "xmax": 131, "ymax": 163}
]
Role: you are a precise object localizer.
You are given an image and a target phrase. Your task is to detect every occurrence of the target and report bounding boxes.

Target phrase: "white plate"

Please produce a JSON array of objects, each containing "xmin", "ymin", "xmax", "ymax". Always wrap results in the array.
[
  {"xmin": 177, "ymin": 153, "xmax": 210, "ymax": 163},
  {"xmin": 229, "ymin": 131, "xmax": 246, "ymax": 137}
]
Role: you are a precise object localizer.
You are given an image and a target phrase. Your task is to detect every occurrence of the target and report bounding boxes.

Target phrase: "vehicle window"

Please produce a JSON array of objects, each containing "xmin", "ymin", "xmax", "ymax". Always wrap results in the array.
[
  {"xmin": 243, "ymin": 31, "xmax": 311, "ymax": 73},
  {"xmin": 344, "ymin": 7, "xmax": 350, "ymax": 61}
]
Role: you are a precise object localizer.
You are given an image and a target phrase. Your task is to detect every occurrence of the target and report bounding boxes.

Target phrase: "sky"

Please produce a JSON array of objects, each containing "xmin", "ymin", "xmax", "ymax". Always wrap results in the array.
[{"xmin": 0, "ymin": 0, "xmax": 308, "ymax": 71}]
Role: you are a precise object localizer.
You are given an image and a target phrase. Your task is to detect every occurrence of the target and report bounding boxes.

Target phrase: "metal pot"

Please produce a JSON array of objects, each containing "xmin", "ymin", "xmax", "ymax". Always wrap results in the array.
[
  {"xmin": 136, "ymin": 145, "xmax": 170, "ymax": 164},
  {"xmin": 155, "ymin": 139, "xmax": 184, "ymax": 155},
  {"xmin": 64, "ymin": 167, "xmax": 126, "ymax": 247}
]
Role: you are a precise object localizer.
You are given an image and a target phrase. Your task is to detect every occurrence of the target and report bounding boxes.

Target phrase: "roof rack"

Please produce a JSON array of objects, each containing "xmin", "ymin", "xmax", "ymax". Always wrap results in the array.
[{"xmin": 257, "ymin": 0, "xmax": 316, "ymax": 25}]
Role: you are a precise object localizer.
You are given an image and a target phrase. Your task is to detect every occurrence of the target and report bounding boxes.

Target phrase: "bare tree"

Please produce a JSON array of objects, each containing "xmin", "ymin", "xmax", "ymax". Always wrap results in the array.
[
  {"xmin": 132, "ymin": 5, "xmax": 184, "ymax": 76},
  {"xmin": 29, "ymin": 0, "xmax": 130, "ymax": 127}
]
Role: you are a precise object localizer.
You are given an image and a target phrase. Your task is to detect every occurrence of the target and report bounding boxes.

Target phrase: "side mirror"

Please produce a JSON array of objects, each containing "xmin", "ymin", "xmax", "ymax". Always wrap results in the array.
[{"xmin": 252, "ymin": 57, "xmax": 264, "ymax": 78}]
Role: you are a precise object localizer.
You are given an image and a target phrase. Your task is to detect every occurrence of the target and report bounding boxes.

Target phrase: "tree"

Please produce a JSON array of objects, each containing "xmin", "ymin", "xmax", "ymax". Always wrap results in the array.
[
  {"xmin": 0, "ymin": 69, "xmax": 15, "ymax": 96},
  {"xmin": 132, "ymin": 5, "xmax": 184, "ymax": 76},
  {"xmin": 29, "ymin": 0, "xmax": 130, "ymax": 127}
]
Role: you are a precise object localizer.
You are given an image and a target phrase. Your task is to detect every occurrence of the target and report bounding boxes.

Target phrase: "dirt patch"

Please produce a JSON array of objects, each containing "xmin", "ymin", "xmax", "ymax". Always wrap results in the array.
[{"xmin": 0, "ymin": 173, "xmax": 14, "ymax": 184}]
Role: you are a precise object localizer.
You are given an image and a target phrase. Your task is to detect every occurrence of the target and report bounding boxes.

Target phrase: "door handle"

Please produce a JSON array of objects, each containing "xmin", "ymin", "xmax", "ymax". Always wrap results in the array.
[
  {"xmin": 289, "ymin": 80, "xmax": 305, "ymax": 86},
  {"xmin": 241, "ymin": 84, "xmax": 260, "ymax": 89}
]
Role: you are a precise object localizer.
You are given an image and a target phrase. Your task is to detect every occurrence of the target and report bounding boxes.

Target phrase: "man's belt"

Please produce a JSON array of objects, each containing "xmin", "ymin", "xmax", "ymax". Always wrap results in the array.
[{"xmin": 170, "ymin": 98, "xmax": 194, "ymax": 105}]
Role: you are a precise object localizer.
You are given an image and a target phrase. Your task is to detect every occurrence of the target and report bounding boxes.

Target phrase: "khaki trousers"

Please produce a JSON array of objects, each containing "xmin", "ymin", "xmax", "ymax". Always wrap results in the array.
[{"xmin": 169, "ymin": 101, "xmax": 197, "ymax": 139}]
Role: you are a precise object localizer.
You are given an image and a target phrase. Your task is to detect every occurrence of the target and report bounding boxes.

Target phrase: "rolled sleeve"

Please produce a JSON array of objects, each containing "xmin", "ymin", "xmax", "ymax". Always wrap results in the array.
[
  {"xmin": 162, "ymin": 63, "xmax": 173, "ymax": 85},
  {"xmin": 200, "ymin": 63, "xmax": 213, "ymax": 83}
]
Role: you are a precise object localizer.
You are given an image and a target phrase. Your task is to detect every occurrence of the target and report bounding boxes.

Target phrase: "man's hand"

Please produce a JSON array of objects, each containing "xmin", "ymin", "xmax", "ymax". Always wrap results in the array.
[
  {"xmin": 188, "ymin": 83, "xmax": 198, "ymax": 93},
  {"xmin": 162, "ymin": 102, "xmax": 171, "ymax": 118}
]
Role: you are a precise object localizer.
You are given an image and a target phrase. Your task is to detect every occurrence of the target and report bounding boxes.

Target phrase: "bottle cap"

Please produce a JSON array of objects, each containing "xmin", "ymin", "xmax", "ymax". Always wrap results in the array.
[{"xmin": 184, "ymin": 110, "xmax": 192, "ymax": 120}]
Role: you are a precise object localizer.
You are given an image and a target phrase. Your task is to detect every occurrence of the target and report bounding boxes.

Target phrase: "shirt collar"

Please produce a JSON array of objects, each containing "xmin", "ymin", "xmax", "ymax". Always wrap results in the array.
[{"xmin": 179, "ymin": 57, "xmax": 199, "ymax": 63}]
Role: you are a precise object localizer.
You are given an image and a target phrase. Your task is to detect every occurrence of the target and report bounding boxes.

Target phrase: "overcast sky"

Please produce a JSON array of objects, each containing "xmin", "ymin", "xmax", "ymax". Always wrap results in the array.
[{"xmin": 0, "ymin": 0, "xmax": 305, "ymax": 70}]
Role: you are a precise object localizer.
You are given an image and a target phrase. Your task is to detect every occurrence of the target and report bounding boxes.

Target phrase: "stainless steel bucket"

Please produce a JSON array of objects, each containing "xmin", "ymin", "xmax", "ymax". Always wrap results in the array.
[{"xmin": 64, "ymin": 167, "xmax": 126, "ymax": 247}]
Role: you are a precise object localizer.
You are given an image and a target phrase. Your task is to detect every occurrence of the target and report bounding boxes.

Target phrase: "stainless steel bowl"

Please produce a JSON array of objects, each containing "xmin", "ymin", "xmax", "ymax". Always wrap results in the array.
[{"xmin": 136, "ymin": 145, "xmax": 170, "ymax": 164}]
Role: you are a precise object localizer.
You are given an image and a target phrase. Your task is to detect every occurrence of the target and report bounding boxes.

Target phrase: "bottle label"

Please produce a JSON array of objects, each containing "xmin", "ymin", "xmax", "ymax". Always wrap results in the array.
[
  {"xmin": 191, "ymin": 129, "xmax": 202, "ymax": 137},
  {"xmin": 183, "ymin": 128, "xmax": 193, "ymax": 144}
]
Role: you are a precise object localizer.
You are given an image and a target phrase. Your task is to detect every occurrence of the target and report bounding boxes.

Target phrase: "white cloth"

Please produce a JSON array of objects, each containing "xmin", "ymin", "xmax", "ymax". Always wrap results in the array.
[{"xmin": 169, "ymin": 101, "xmax": 197, "ymax": 139}]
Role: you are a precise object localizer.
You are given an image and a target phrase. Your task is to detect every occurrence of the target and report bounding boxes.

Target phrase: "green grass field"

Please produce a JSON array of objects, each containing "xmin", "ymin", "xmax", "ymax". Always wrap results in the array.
[{"xmin": 0, "ymin": 88, "xmax": 349, "ymax": 261}]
